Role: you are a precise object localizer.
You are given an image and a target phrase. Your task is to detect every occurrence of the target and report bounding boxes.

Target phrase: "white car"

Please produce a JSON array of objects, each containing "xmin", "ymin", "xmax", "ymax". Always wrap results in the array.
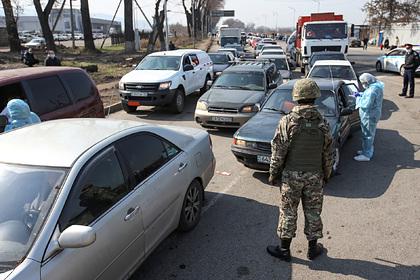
[
  {"xmin": 307, "ymin": 60, "xmax": 360, "ymax": 88},
  {"xmin": 119, "ymin": 49, "xmax": 214, "ymax": 113},
  {"xmin": 0, "ymin": 118, "xmax": 215, "ymax": 280},
  {"xmin": 376, "ymin": 47, "xmax": 420, "ymax": 76},
  {"xmin": 259, "ymin": 49, "xmax": 285, "ymax": 57},
  {"xmin": 24, "ymin": 38, "xmax": 45, "ymax": 49}
]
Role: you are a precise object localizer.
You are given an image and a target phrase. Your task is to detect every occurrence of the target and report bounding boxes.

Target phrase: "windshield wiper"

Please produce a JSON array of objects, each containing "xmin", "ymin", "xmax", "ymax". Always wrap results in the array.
[
  {"xmin": 214, "ymin": 85, "xmax": 230, "ymax": 88},
  {"xmin": 264, "ymin": 108, "xmax": 288, "ymax": 114}
]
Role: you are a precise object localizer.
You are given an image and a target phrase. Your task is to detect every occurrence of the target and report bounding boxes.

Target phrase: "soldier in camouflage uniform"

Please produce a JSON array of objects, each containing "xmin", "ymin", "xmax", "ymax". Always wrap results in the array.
[{"xmin": 266, "ymin": 78, "xmax": 333, "ymax": 262}]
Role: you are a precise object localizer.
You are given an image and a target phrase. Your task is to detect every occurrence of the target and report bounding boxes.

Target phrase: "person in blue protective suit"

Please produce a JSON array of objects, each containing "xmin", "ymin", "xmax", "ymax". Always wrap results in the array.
[
  {"xmin": 4, "ymin": 99, "xmax": 41, "ymax": 132},
  {"xmin": 352, "ymin": 73, "xmax": 384, "ymax": 162}
]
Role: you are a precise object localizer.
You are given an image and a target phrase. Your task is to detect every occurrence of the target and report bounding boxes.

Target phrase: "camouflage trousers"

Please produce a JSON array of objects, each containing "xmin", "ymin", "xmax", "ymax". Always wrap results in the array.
[{"xmin": 277, "ymin": 170, "xmax": 324, "ymax": 241}]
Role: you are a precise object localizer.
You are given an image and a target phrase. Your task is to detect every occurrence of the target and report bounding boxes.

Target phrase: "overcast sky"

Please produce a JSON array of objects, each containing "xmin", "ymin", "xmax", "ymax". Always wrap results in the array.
[{"xmin": 5, "ymin": 0, "xmax": 368, "ymax": 29}]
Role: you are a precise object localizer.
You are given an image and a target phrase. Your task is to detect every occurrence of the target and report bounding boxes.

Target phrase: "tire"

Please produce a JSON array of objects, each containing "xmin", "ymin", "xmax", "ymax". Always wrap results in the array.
[
  {"xmin": 200, "ymin": 75, "xmax": 210, "ymax": 94},
  {"xmin": 332, "ymin": 147, "xmax": 340, "ymax": 175},
  {"xmin": 170, "ymin": 89, "xmax": 185, "ymax": 114},
  {"xmin": 400, "ymin": 65, "xmax": 405, "ymax": 77},
  {"xmin": 178, "ymin": 180, "xmax": 203, "ymax": 232},
  {"xmin": 376, "ymin": 61, "xmax": 382, "ymax": 72},
  {"xmin": 122, "ymin": 102, "xmax": 137, "ymax": 113}
]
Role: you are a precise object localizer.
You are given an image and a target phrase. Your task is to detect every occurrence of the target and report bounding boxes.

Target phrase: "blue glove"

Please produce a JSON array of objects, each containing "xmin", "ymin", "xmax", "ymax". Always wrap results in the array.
[{"xmin": 352, "ymin": 92, "xmax": 361, "ymax": 98}]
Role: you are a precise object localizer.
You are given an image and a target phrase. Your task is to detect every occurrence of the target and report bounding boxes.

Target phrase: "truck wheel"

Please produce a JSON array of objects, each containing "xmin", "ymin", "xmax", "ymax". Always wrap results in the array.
[
  {"xmin": 171, "ymin": 89, "xmax": 185, "ymax": 114},
  {"xmin": 122, "ymin": 102, "xmax": 137, "ymax": 113}
]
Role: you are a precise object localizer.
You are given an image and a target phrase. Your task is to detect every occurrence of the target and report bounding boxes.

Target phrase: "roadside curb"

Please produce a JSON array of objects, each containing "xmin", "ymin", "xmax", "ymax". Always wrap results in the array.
[{"xmin": 104, "ymin": 102, "xmax": 122, "ymax": 116}]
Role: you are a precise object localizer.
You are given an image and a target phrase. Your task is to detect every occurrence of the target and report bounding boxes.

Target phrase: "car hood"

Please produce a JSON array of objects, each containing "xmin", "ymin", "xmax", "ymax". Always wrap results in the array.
[
  {"xmin": 235, "ymin": 112, "xmax": 338, "ymax": 143},
  {"xmin": 121, "ymin": 70, "xmax": 177, "ymax": 83},
  {"xmin": 201, "ymin": 88, "xmax": 265, "ymax": 108}
]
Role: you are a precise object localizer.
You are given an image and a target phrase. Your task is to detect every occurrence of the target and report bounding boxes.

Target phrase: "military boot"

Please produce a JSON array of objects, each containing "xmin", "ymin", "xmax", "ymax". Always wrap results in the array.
[
  {"xmin": 266, "ymin": 238, "xmax": 292, "ymax": 262},
  {"xmin": 307, "ymin": 239, "xmax": 324, "ymax": 260}
]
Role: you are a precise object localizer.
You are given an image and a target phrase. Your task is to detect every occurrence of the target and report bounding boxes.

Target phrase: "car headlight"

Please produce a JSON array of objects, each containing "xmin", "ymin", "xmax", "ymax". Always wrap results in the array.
[
  {"xmin": 215, "ymin": 72, "xmax": 222, "ymax": 76},
  {"xmin": 118, "ymin": 81, "xmax": 125, "ymax": 90},
  {"xmin": 196, "ymin": 101, "xmax": 208, "ymax": 111},
  {"xmin": 241, "ymin": 104, "xmax": 260, "ymax": 113},
  {"xmin": 233, "ymin": 138, "xmax": 257, "ymax": 148},
  {"xmin": 158, "ymin": 81, "xmax": 172, "ymax": 90}
]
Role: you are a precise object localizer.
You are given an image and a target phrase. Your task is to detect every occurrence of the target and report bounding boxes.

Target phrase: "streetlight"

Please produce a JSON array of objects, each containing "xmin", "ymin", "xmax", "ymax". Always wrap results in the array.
[
  {"xmin": 312, "ymin": 0, "xmax": 320, "ymax": 12},
  {"xmin": 288, "ymin": 7, "xmax": 296, "ymax": 28}
]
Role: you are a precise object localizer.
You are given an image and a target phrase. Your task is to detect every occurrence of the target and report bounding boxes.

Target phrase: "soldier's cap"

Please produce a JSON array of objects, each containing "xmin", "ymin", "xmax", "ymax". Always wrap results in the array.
[{"xmin": 292, "ymin": 78, "xmax": 321, "ymax": 101}]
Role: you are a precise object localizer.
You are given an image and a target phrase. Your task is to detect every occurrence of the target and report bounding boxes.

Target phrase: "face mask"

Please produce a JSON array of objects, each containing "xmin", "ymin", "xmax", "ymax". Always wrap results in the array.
[{"xmin": 406, "ymin": 49, "xmax": 412, "ymax": 53}]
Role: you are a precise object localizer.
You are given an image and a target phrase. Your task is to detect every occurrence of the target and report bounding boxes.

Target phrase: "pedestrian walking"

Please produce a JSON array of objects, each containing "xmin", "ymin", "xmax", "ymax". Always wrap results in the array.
[
  {"xmin": 395, "ymin": 36, "xmax": 400, "ymax": 47},
  {"xmin": 353, "ymin": 73, "xmax": 384, "ymax": 162},
  {"xmin": 267, "ymin": 79, "xmax": 333, "ymax": 262},
  {"xmin": 363, "ymin": 37, "xmax": 369, "ymax": 50},
  {"xmin": 44, "ymin": 50, "xmax": 61, "ymax": 66},
  {"xmin": 399, "ymin": 44, "xmax": 419, "ymax": 98}
]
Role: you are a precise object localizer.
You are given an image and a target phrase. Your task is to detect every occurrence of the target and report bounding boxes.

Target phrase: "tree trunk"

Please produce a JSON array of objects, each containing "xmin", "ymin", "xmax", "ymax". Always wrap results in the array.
[
  {"xmin": 1, "ymin": 0, "xmax": 20, "ymax": 52},
  {"xmin": 158, "ymin": 10, "xmax": 165, "ymax": 51},
  {"xmin": 80, "ymin": 0, "xmax": 96, "ymax": 52},
  {"xmin": 33, "ymin": 0, "xmax": 56, "ymax": 51},
  {"xmin": 124, "ymin": 0, "xmax": 135, "ymax": 52},
  {"xmin": 182, "ymin": 0, "xmax": 192, "ymax": 37}
]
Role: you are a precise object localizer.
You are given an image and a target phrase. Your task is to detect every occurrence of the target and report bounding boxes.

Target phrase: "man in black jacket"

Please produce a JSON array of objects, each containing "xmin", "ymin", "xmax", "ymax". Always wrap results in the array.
[
  {"xmin": 44, "ymin": 50, "xmax": 61, "ymax": 66},
  {"xmin": 399, "ymin": 44, "xmax": 420, "ymax": 98}
]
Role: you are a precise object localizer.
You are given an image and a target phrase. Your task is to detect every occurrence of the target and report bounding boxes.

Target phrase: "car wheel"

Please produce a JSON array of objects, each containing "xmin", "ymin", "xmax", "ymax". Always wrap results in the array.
[
  {"xmin": 376, "ymin": 61, "xmax": 382, "ymax": 72},
  {"xmin": 400, "ymin": 65, "xmax": 405, "ymax": 77},
  {"xmin": 200, "ymin": 75, "xmax": 210, "ymax": 94},
  {"xmin": 332, "ymin": 147, "xmax": 340, "ymax": 175},
  {"xmin": 178, "ymin": 180, "xmax": 203, "ymax": 232},
  {"xmin": 171, "ymin": 89, "xmax": 185, "ymax": 114},
  {"xmin": 122, "ymin": 102, "xmax": 137, "ymax": 113}
]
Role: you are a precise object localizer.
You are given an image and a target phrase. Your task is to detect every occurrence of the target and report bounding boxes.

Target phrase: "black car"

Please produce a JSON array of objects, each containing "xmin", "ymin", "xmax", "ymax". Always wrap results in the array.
[
  {"xmin": 306, "ymin": 51, "xmax": 347, "ymax": 74},
  {"xmin": 231, "ymin": 79, "xmax": 360, "ymax": 172}
]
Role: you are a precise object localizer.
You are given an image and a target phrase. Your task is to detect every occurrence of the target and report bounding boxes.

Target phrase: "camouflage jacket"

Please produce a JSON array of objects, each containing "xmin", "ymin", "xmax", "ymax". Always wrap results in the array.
[{"xmin": 269, "ymin": 105, "xmax": 334, "ymax": 180}]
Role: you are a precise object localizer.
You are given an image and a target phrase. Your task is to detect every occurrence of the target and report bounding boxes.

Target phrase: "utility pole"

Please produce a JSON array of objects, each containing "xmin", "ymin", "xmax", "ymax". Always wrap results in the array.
[
  {"xmin": 164, "ymin": 0, "xmax": 169, "ymax": 50},
  {"xmin": 192, "ymin": 0, "xmax": 195, "ymax": 48},
  {"xmin": 288, "ymin": 7, "xmax": 296, "ymax": 28},
  {"xmin": 69, "ymin": 0, "xmax": 75, "ymax": 48}
]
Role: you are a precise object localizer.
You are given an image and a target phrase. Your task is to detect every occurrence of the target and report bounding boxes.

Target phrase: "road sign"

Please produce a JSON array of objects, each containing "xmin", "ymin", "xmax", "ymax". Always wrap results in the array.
[{"xmin": 211, "ymin": 10, "xmax": 235, "ymax": 17}]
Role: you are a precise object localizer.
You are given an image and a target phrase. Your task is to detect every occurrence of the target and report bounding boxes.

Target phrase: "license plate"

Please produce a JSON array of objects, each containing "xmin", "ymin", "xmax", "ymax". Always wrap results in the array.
[
  {"xmin": 131, "ymin": 92, "xmax": 149, "ymax": 97},
  {"xmin": 257, "ymin": 155, "xmax": 271, "ymax": 164},
  {"xmin": 211, "ymin": 116, "xmax": 233, "ymax": 122}
]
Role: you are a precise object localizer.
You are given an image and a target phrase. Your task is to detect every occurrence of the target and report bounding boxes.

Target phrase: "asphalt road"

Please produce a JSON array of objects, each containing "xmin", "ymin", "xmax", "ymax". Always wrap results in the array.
[{"xmin": 109, "ymin": 44, "xmax": 420, "ymax": 280}]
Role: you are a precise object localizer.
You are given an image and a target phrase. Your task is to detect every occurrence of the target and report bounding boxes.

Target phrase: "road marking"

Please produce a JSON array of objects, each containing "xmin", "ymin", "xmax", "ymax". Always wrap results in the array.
[{"xmin": 202, "ymin": 170, "xmax": 247, "ymax": 214}]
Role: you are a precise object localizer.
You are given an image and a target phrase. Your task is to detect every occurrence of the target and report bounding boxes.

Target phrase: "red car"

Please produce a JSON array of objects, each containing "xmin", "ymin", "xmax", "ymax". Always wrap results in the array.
[{"xmin": 0, "ymin": 67, "xmax": 104, "ymax": 121}]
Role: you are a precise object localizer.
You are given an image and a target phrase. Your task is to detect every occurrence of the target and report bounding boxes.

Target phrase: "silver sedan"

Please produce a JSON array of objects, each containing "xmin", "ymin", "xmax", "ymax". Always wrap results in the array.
[{"xmin": 0, "ymin": 119, "xmax": 215, "ymax": 280}]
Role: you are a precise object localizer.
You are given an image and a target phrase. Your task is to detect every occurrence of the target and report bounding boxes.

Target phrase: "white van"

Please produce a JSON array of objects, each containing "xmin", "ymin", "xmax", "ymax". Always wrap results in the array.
[{"xmin": 119, "ymin": 49, "xmax": 213, "ymax": 113}]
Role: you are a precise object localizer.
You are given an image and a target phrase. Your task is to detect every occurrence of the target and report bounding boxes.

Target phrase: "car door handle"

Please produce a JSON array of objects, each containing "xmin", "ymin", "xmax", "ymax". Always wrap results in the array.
[
  {"xmin": 124, "ymin": 206, "xmax": 139, "ymax": 221},
  {"xmin": 178, "ymin": 162, "xmax": 188, "ymax": 172}
]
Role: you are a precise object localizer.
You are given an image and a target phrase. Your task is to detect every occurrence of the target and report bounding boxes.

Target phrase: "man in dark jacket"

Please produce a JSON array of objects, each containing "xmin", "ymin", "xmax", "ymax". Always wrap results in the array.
[
  {"xmin": 44, "ymin": 50, "xmax": 61, "ymax": 66},
  {"xmin": 23, "ymin": 48, "xmax": 39, "ymax": 67},
  {"xmin": 399, "ymin": 44, "xmax": 419, "ymax": 98}
]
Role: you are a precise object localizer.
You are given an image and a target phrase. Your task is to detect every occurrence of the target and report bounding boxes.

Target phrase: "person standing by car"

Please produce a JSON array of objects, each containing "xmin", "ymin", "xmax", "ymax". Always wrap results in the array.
[
  {"xmin": 353, "ymin": 73, "xmax": 384, "ymax": 162},
  {"xmin": 266, "ymin": 79, "xmax": 333, "ymax": 262},
  {"xmin": 399, "ymin": 44, "xmax": 419, "ymax": 98},
  {"xmin": 363, "ymin": 37, "xmax": 369, "ymax": 50},
  {"xmin": 44, "ymin": 50, "xmax": 61, "ymax": 66}
]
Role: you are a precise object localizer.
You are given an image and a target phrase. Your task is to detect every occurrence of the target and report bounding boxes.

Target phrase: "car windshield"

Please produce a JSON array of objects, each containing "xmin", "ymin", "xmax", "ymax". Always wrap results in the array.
[
  {"xmin": 258, "ymin": 57, "xmax": 288, "ymax": 70},
  {"xmin": 214, "ymin": 71, "xmax": 265, "ymax": 91},
  {"xmin": 136, "ymin": 56, "xmax": 181, "ymax": 70},
  {"xmin": 262, "ymin": 89, "xmax": 337, "ymax": 117},
  {"xmin": 256, "ymin": 45, "xmax": 264, "ymax": 50},
  {"xmin": 305, "ymin": 23, "xmax": 347, "ymax": 39},
  {"xmin": 261, "ymin": 51, "xmax": 284, "ymax": 56},
  {"xmin": 221, "ymin": 37, "xmax": 240, "ymax": 46},
  {"xmin": 310, "ymin": 53, "xmax": 345, "ymax": 66},
  {"xmin": 209, "ymin": 54, "xmax": 229, "ymax": 64},
  {"xmin": 309, "ymin": 65, "xmax": 356, "ymax": 81},
  {"xmin": 263, "ymin": 46, "xmax": 281, "ymax": 51},
  {"xmin": 0, "ymin": 164, "xmax": 66, "ymax": 272}
]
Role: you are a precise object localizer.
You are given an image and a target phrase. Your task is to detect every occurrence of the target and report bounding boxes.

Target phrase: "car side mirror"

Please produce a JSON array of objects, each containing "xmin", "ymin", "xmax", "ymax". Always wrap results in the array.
[
  {"xmin": 183, "ymin": 64, "xmax": 194, "ymax": 72},
  {"xmin": 340, "ymin": 108, "xmax": 353, "ymax": 116},
  {"xmin": 351, "ymin": 61, "xmax": 356, "ymax": 65},
  {"xmin": 58, "ymin": 225, "xmax": 96, "ymax": 249},
  {"xmin": 268, "ymin": 83, "xmax": 277, "ymax": 90}
]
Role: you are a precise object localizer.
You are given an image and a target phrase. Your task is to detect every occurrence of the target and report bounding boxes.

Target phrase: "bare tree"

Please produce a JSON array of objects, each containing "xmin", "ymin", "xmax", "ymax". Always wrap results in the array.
[
  {"xmin": 364, "ymin": 0, "xmax": 420, "ymax": 29},
  {"xmin": 33, "ymin": 0, "xmax": 56, "ymax": 51},
  {"xmin": 222, "ymin": 18, "xmax": 245, "ymax": 29},
  {"xmin": 80, "ymin": 0, "xmax": 96, "ymax": 52},
  {"xmin": 147, "ymin": 0, "xmax": 165, "ymax": 53},
  {"xmin": 1, "ymin": 0, "xmax": 20, "ymax": 51},
  {"xmin": 12, "ymin": 0, "xmax": 26, "ymax": 24}
]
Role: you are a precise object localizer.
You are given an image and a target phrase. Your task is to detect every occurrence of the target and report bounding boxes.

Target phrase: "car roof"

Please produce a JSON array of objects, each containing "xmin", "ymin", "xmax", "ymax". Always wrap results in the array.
[
  {"xmin": 278, "ymin": 78, "xmax": 341, "ymax": 91},
  {"xmin": 312, "ymin": 60, "xmax": 352, "ymax": 66},
  {"xmin": 0, "ymin": 119, "xmax": 148, "ymax": 168},
  {"xmin": 218, "ymin": 48, "xmax": 237, "ymax": 52},
  {"xmin": 259, "ymin": 54, "xmax": 287, "ymax": 59},
  {"xmin": 149, "ymin": 49, "xmax": 204, "ymax": 56},
  {"xmin": 0, "ymin": 67, "xmax": 87, "ymax": 85}
]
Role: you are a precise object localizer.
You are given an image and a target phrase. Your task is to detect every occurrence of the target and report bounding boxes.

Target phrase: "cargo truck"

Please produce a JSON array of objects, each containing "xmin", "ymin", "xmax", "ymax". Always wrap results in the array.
[
  {"xmin": 293, "ymin": 12, "xmax": 348, "ymax": 73},
  {"xmin": 219, "ymin": 28, "xmax": 241, "ymax": 47}
]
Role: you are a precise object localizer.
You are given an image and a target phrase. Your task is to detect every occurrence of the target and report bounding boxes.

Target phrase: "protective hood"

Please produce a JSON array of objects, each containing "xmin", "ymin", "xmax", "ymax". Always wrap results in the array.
[
  {"xmin": 369, "ymin": 81, "xmax": 385, "ymax": 91},
  {"xmin": 7, "ymin": 99, "xmax": 31, "ymax": 120}
]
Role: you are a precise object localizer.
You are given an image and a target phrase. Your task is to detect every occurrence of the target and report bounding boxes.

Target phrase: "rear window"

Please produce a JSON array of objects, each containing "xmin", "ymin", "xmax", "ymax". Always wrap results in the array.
[
  {"xmin": 26, "ymin": 76, "xmax": 72, "ymax": 115},
  {"xmin": 61, "ymin": 72, "xmax": 94, "ymax": 102}
]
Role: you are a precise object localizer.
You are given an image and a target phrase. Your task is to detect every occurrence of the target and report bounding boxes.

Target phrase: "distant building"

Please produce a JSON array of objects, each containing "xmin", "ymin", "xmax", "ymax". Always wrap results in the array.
[{"xmin": 0, "ymin": 10, "xmax": 121, "ymax": 34}]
